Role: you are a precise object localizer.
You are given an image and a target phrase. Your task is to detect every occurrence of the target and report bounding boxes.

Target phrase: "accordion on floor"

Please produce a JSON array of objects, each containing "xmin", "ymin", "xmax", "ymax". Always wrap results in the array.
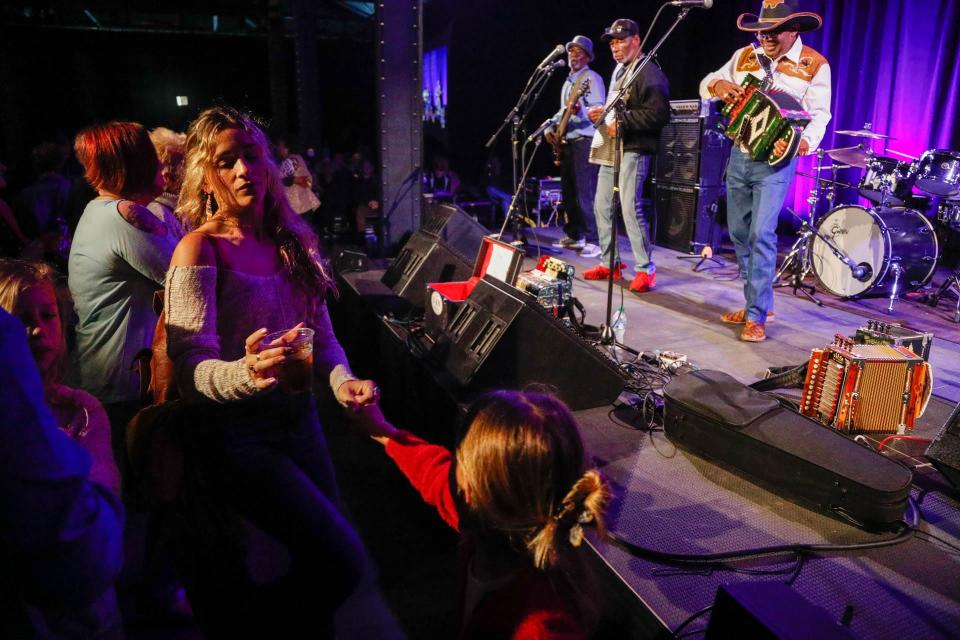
[{"xmin": 800, "ymin": 335, "xmax": 932, "ymax": 434}]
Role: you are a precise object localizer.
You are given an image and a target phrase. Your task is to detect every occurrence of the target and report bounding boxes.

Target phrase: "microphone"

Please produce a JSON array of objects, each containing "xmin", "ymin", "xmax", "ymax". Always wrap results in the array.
[
  {"xmin": 543, "ymin": 59, "xmax": 567, "ymax": 72},
  {"xmin": 850, "ymin": 263, "xmax": 872, "ymax": 282},
  {"xmin": 527, "ymin": 118, "xmax": 555, "ymax": 143},
  {"xmin": 536, "ymin": 44, "xmax": 566, "ymax": 70},
  {"xmin": 668, "ymin": 0, "xmax": 713, "ymax": 8}
]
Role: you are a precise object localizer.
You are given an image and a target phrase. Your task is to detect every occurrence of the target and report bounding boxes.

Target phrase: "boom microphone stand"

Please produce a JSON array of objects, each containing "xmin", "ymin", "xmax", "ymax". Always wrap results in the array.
[
  {"xmin": 486, "ymin": 60, "xmax": 564, "ymax": 243},
  {"xmin": 596, "ymin": 5, "xmax": 696, "ymax": 345}
]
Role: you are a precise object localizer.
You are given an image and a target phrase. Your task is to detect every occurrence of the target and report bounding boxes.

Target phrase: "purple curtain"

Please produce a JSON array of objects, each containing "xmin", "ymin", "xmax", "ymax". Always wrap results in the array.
[{"xmin": 777, "ymin": 0, "xmax": 960, "ymax": 215}]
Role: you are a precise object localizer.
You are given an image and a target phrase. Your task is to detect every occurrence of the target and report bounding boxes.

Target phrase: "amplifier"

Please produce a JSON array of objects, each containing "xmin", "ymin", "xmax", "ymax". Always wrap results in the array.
[
  {"xmin": 654, "ymin": 183, "xmax": 725, "ymax": 253},
  {"xmin": 655, "ymin": 99, "xmax": 731, "ymax": 187},
  {"xmin": 538, "ymin": 177, "xmax": 562, "ymax": 209},
  {"xmin": 800, "ymin": 335, "xmax": 932, "ymax": 434}
]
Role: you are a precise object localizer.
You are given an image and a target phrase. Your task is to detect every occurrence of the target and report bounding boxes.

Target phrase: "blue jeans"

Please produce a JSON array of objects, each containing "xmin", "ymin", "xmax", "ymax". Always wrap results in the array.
[
  {"xmin": 191, "ymin": 393, "xmax": 366, "ymax": 635},
  {"xmin": 560, "ymin": 137, "xmax": 599, "ymax": 243},
  {"xmin": 726, "ymin": 148, "xmax": 798, "ymax": 322},
  {"xmin": 594, "ymin": 152, "xmax": 655, "ymax": 273}
]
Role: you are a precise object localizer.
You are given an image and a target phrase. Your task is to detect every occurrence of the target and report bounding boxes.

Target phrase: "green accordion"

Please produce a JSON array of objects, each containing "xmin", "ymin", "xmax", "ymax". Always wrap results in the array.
[{"xmin": 721, "ymin": 75, "xmax": 811, "ymax": 168}]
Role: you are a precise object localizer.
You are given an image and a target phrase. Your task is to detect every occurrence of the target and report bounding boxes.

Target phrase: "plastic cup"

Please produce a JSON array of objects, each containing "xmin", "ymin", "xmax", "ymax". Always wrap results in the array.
[{"xmin": 261, "ymin": 327, "xmax": 314, "ymax": 394}]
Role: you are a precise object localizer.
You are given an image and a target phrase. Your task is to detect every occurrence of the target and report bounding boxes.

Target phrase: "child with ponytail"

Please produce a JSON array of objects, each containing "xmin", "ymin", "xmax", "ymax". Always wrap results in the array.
[{"xmin": 359, "ymin": 389, "xmax": 610, "ymax": 639}]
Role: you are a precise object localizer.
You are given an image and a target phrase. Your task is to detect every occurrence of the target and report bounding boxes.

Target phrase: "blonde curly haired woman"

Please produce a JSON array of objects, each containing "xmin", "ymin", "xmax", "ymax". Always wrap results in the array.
[{"xmin": 165, "ymin": 105, "xmax": 379, "ymax": 635}]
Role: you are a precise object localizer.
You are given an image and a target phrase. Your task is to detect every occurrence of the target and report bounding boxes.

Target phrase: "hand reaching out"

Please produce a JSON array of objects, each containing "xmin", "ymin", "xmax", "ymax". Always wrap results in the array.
[
  {"xmin": 336, "ymin": 378, "xmax": 380, "ymax": 411},
  {"xmin": 344, "ymin": 402, "xmax": 399, "ymax": 445}
]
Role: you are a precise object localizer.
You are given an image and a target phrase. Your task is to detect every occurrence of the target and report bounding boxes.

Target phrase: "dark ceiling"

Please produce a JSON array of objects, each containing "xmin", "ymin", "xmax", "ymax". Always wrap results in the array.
[{"xmin": 0, "ymin": 1, "xmax": 375, "ymax": 39}]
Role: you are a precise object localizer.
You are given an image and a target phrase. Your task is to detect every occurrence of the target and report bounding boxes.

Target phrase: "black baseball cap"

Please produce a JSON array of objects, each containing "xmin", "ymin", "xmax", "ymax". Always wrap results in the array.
[{"xmin": 601, "ymin": 18, "xmax": 640, "ymax": 43}]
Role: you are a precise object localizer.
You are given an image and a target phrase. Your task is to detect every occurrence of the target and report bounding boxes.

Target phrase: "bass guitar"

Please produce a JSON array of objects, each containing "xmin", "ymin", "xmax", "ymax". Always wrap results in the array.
[{"xmin": 551, "ymin": 76, "xmax": 591, "ymax": 166}]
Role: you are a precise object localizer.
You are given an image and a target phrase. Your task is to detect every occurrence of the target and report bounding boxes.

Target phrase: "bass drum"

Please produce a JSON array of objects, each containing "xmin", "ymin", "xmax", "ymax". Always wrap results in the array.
[{"xmin": 812, "ymin": 205, "xmax": 938, "ymax": 298}]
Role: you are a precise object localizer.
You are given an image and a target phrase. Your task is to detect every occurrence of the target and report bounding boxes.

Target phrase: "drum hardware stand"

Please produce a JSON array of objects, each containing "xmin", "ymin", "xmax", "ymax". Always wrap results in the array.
[
  {"xmin": 926, "ymin": 270, "xmax": 960, "ymax": 323},
  {"xmin": 774, "ymin": 149, "xmax": 833, "ymax": 306},
  {"xmin": 774, "ymin": 216, "xmax": 823, "ymax": 306},
  {"xmin": 886, "ymin": 262, "xmax": 904, "ymax": 314}
]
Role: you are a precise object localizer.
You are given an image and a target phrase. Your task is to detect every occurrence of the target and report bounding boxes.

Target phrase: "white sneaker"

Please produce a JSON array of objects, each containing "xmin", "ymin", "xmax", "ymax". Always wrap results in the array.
[
  {"xmin": 580, "ymin": 243, "xmax": 601, "ymax": 258},
  {"xmin": 552, "ymin": 236, "xmax": 586, "ymax": 249}
]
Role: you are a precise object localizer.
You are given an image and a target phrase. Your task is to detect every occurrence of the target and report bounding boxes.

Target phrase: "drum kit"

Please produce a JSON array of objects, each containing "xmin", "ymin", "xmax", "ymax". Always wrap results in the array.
[{"xmin": 775, "ymin": 123, "xmax": 960, "ymax": 320}]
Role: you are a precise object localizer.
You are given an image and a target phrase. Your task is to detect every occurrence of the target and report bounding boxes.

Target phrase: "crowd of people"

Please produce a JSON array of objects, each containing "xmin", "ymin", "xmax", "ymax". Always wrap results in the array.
[{"xmin": 1, "ymin": 105, "xmax": 611, "ymax": 639}]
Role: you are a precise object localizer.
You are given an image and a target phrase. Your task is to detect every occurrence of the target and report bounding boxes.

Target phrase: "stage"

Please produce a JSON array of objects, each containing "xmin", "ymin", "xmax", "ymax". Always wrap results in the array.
[{"xmin": 329, "ymin": 226, "xmax": 960, "ymax": 638}]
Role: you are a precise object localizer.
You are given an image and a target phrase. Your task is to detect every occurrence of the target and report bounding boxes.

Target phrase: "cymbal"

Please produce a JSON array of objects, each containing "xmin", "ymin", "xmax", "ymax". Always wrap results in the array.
[
  {"xmin": 795, "ymin": 172, "xmax": 856, "ymax": 189},
  {"xmin": 826, "ymin": 145, "xmax": 871, "ymax": 168},
  {"xmin": 809, "ymin": 163, "xmax": 854, "ymax": 171},
  {"xmin": 835, "ymin": 128, "xmax": 892, "ymax": 140}
]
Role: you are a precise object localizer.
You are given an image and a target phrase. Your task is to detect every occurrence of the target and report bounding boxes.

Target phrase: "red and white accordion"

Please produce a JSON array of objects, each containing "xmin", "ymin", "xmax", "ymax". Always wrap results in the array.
[{"xmin": 800, "ymin": 335, "xmax": 932, "ymax": 434}]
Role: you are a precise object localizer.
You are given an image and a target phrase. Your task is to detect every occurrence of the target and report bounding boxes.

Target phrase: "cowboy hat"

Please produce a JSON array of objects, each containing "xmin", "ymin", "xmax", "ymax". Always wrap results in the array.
[{"xmin": 737, "ymin": 0, "xmax": 822, "ymax": 33}]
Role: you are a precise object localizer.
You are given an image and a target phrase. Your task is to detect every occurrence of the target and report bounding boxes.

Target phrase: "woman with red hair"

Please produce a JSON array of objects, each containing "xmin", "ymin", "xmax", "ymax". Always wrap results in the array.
[{"xmin": 68, "ymin": 121, "xmax": 178, "ymax": 454}]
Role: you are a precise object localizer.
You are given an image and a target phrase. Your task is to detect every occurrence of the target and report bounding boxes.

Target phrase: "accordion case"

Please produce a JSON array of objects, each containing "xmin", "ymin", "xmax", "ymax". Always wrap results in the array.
[{"xmin": 663, "ymin": 370, "xmax": 913, "ymax": 530}]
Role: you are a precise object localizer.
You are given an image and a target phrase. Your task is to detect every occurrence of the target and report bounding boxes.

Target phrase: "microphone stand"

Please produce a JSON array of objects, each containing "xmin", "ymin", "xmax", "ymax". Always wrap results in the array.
[
  {"xmin": 596, "ymin": 6, "xmax": 694, "ymax": 345},
  {"xmin": 486, "ymin": 61, "xmax": 562, "ymax": 243}
]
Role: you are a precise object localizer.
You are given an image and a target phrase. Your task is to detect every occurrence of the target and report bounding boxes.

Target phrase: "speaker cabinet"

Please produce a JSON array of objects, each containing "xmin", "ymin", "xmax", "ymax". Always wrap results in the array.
[
  {"xmin": 655, "ymin": 100, "xmax": 730, "ymax": 188},
  {"xmin": 429, "ymin": 276, "xmax": 625, "ymax": 410},
  {"xmin": 705, "ymin": 583, "xmax": 855, "ymax": 640},
  {"xmin": 654, "ymin": 183, "xmax": 725, "ymax": 253},
  {"xmin": 926, "ymin": 402, "xmax": 960, "ymax": 490},
  {"xmin": 422, "ymin": 201, "xmax": 490, "ymax": 263},
  {"xmin": 381, "ymin": 231, "xmax": 474, "ymax": 308},
  {"xmin": 382, "ymin": 202, "xmax": 490, "ymax": 308}
]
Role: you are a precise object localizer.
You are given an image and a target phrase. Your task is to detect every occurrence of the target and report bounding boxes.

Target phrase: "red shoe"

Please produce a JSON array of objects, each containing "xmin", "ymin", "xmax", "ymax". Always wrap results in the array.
[
  {"xmin": 628, "ymin": 271, "xmax": 656, "ymax": 293},
  {"xmin": 583, "ymin": 263, "xmax": 625, "ymax": 281}
]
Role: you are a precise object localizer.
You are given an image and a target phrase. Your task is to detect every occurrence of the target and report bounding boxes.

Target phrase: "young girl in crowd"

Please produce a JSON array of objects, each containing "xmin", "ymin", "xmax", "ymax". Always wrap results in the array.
[
  {"xmin": 165, "ymin": 105, "xmax": 378, "ymax": 635},
  {"xmin": 359, "ymin": 389, "xmax": 611, "ymax": 639},
  {"xmin": 0, "ymin": 258, "xmax": 120, "ymax": 494}
]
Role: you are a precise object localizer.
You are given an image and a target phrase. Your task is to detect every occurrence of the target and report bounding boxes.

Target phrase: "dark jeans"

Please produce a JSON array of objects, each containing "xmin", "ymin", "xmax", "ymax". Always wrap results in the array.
[
  {"xmin": 189, "ymin": 392, "xmax": 366, "ymax": 635},
  {"xmin": 560, "ymin": 137, "xmax": 599, "ymax": 243}
]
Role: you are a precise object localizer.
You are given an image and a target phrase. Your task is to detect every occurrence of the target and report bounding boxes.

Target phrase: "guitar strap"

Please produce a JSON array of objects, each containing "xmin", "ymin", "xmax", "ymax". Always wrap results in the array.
[{"xmin": 753, "ymin": 45, "xmax": 776, "ymax": 92}]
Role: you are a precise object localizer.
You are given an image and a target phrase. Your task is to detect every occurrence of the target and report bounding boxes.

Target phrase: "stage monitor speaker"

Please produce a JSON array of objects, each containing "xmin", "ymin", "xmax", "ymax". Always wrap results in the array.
[
  {"xmin": 705, "ymin": 582, "xmax": 855, "ymax": 640},
  {"xmin": 429, "ymin": 276, "xmax": 625, "ymax": 411},
  {"xmin": 926, "ymin": 401, "xmax": 960, "ymax": 490},
  {"xmin": 655, "ymin": 99, "xmax": 730, "ymax": 188},
  {"xmin": 381, "ymin": 231, "xmax": 474, "ymax": 308},
  {"xmin": 654, "ymin": 183, "xmax": 725, "ymax": 253},
  {"xmin": 422, "ymin": 201, "xmax": 490, "ymax": 263},
  {"xmin": 332, "ymin": 246, "xmax": 369, "ymax": 274}
]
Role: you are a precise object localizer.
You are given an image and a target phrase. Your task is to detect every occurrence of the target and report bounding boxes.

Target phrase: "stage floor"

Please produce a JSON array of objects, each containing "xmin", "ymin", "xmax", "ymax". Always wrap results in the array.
[
  {"xmin": 333, "ymin": 227, "xmax": 960, "ymax": 639},
  {"xmin": 519, "ymin": 226, "xmax": 960, "ymax": 405}
]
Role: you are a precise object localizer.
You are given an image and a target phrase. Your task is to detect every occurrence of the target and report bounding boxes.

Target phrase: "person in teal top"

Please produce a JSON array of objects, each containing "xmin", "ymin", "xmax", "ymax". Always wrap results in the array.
[{"xmin": 67, "ymin": 121, "xmax": 176, "ymax": 446}]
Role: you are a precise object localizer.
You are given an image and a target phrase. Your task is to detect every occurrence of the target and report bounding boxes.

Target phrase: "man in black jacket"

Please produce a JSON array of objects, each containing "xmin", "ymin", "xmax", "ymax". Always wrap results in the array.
[{"xmin": 584, "ymin": 18, "xmax": 670, "ymax": 293}]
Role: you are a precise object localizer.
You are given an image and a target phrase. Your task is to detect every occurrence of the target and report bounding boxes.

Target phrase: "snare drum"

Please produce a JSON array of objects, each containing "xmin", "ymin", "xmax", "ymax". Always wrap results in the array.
[
  {"xmin": 915, "ymin": 149, "xmax": 960, "ymax": 197},
  {"xmin": 812, "ymin": 205, "xmax": 938, "ymax": 298},
  {"xmin": 857, "ymin": 156, "xmax": 916, "ymax": 206}
]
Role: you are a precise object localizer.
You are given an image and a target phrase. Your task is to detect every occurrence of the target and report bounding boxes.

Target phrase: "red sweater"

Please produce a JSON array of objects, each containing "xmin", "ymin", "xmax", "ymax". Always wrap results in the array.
[{"xmin": 385, "ymin": 431, "xmax": 586, "ymax": 640}]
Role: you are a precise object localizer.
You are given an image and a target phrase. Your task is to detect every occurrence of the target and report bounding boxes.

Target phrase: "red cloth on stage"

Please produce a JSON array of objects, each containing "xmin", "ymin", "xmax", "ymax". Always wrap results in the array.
[{"xmin": 385, "ymin": 431, "xmax": 586, "ymax": 640}]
